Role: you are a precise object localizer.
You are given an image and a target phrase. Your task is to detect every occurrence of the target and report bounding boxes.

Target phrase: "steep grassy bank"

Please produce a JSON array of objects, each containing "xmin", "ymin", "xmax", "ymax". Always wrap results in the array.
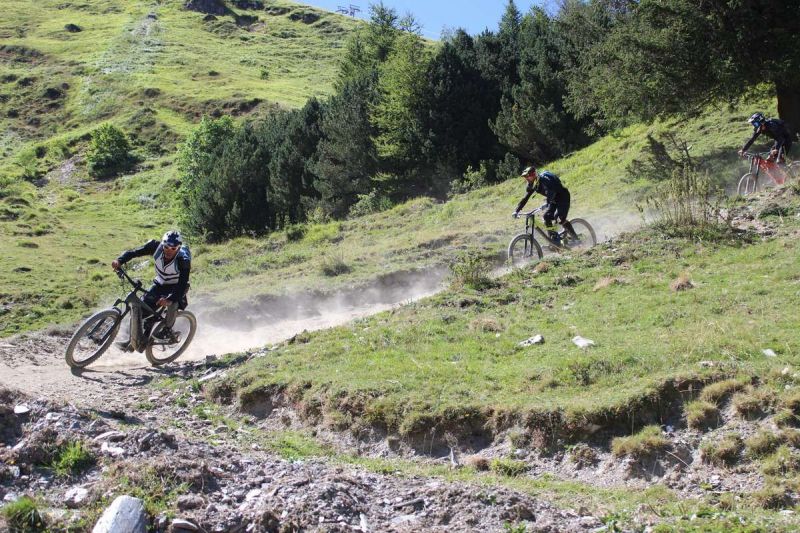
[{"xmin": 210, "ymin": 187, "xmax": 800, "ymax": 444}]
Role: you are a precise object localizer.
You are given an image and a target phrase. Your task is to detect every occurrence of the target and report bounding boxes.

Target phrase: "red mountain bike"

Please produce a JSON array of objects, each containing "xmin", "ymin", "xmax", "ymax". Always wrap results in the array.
[{"xmin": 737, "ymin": 152, "xmax": 800, "ymax": 195}]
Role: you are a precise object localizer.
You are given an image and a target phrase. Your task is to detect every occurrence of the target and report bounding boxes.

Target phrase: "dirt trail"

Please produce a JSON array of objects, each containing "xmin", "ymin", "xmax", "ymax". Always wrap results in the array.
[{"xmin": 0, "ymin": 268, "xmax": 448, "ymax": 403}]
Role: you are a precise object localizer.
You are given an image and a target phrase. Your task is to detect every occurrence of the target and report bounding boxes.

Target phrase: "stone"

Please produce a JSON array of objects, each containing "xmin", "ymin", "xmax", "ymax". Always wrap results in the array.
[
  {"xmin": 518, "ymin": 335, "xmax": 544, "ymax": 347},
  {"xmin": 184, "ymin": 0, "xmax": 227, "ymax": 15},
  {"xmin": 177, "ymin": 494, "xmax": 205, "ymax": 510},
  {"xmin": 101, "ymin": 442, "xmax": 125, "ymax": 457},
  {"xmin": 94, "ymin": 431, "xmax": 126, "ymax": 442},
  {"xmin": 14, "ymin": 404, "xmax": 30, "ymax": 415},
  {"xmin": 92, "ymin": 495, "xmax": 146, "ymax": 533},
  {"xmin": 763, "ymin": 348, "xmax": 777, "ymax": 357},
  {"xmin": 64, "ymin": 486, "xmax": 90, "ymax": 509},
  {"xmin": 64, "ymin": 23, "xmax": 82, "ymax": 32},
  {"xmin": 170, "ymin": 518, "xmax": 200, "ymax": 532},
  {"xmin": 571, "ymin": 336, "xmax": 595, "ymax": 349}
]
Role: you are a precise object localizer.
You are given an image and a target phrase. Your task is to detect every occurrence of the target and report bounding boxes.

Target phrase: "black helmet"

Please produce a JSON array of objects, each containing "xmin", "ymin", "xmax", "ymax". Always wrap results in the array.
[
  {"xmin": 747, "ymin": 112, "xmax": 765, "ymax": 129},
  {"xmin": 161, "ymin": 230, "xmax": 182, "ymax": 247}
]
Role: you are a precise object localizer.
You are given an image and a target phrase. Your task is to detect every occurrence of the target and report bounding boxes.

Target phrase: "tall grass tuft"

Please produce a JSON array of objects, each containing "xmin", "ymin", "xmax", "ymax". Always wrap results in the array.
[
  {"xmin": 1, "ymin": 496, "xmax": 46, "ymax": 532},
  {"xmin": 640, "ymin": 165, "xmax": 727, "ymax": 240},
  {"xmin": 449, "ymin": 250, "xmax": 492, "ymax": 290}
]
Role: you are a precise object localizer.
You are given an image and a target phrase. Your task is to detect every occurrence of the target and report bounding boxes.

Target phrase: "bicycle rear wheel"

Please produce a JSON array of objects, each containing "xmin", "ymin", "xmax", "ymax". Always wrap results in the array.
[
  {"xmin": 65, "ymin": 309, "xmax": 122, "ymax": 368},
  {"xmin": 145, "ymin": 310, "xmax": 197, "ymax": 366},
  {"xmin": 507, "ymin": 234, "xmax": 543, "ymax": 265},
  {"xmin": 565, "ymin": 218, "xmax": 596, "ymax": 251},
  {"xmin": 737, "ymin": 173, "xmax": 757, "ymax": 195}
]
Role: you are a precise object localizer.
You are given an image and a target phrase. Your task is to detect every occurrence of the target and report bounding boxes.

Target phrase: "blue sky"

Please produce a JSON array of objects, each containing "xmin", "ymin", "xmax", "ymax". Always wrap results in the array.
[{"xmin": 298, "ymin": 1, "xmax": 551, "ymax": 40}]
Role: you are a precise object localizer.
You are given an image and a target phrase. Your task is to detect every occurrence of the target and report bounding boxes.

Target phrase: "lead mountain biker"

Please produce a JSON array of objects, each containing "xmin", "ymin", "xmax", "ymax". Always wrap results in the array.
[
  {"xmin": 513, "ymin": 166, "xmax": 577, "ymax": 244},
  {"xmin": 110, "ymin": 230, "xmax": 191, "ymax": 351},
  {"xmin": 738, "ymin": 112, "xmax": 793, "ymax": 163}
]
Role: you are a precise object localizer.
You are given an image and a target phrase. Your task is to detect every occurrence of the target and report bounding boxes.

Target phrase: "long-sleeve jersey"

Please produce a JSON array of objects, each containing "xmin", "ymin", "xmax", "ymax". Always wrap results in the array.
[
  {"xmin": 516, "ymin": 171, "xmax": 568, "ymax": 213},
  {"xmin": 742, "ymin": 118, "xmax": 793, "ymax": 152},
  {"xmin": 117, "ymin": 240, "xmax": 191, "ymax": 302}
]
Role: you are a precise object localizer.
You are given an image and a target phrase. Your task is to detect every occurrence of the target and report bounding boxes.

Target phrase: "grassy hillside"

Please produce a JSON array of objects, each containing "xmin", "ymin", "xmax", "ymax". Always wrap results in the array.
[{"xmin": 0, "ymin": 89, "xmax": 773, "ymax": 335}]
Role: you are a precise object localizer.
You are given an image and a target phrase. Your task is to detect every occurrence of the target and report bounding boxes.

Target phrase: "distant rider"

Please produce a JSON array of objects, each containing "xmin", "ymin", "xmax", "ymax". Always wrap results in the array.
[
  {"xmin": 738, "ymin": 112, "xmax": 793, "ymax": 163},
  {"xmin": 111, "ymin": 230, "xmax": 191, "ymax": 350},
  {"xmin": 513, "ymin": 166, "xmax": 576, "ymax": 243}
]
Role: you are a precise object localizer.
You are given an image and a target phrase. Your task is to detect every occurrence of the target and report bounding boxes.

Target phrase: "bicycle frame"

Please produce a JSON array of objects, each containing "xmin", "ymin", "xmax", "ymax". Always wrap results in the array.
[
  {"xmin": 114, "ymin": 268, "xmax": 163, "ymax": 352},
  {"xmin": 743, "ymin": 151, "xmax": 789, "ymax": 186},
  {"xmin": 519, "ymin": 206, "xmax": 568, "ymax": 247}
]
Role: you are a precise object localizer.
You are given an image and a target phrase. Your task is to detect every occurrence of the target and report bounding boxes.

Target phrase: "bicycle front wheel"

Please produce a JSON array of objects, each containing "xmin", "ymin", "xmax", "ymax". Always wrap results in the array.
[
  {"xmin": 145, "ymin": 311, "xmax": 197, "ymax": 366},
  {"xmin": 508, "ymin": 234, "xmax": 543, "ymax": 265},
  {"xmin": 565, "ymin": 218, "xmax": 597, "ymax": 251},
  {"xmin": 65, "ymin": 309, "xmax": 122, "ymax": 368},
  {"xmin": 737, "ymin": 173, "xmax": 757, "ymax": 195}
]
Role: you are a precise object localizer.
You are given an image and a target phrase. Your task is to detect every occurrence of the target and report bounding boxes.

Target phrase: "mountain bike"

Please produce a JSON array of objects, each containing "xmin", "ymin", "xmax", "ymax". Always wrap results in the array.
[
  {"xmin": 737, "ymin": 151, "xmax": 800, "ymax": 195},
  {"xmin": 65, "ymin": 268, "xmax": 197, "ymax": 368},
  {"xmin": 507, "ymin": 205, "xmax": 597, "ymax": 265}
]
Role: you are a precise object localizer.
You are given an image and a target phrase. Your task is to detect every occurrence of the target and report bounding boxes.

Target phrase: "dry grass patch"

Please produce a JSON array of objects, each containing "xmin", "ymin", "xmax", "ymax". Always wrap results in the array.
[
  {"xmin": 700, "ymin": 434, "xmax": 743, "ymax": 466},
  {"xmin": 774, "ymin": 409, "xmax": 800, "ymax": 428},
  {"xmin": 732, "ymin": 388, "xmax": 775, "ymax": 420},
  {"xmin": 611, "ymin": 425, "xmax": 668, "ymax": 459},
  {"xmin": 699, "ymin": 379, "xmax": 747, "ymax": 405},
  {"xmin": 465, "ymin": 455, "xmax": 489, "ymax": 471},
  {"xmin": 745, "ymin": 430, "xmax": 782, "ymax": 458},
  {"xmin": 568, "ymin": 443, "xmax": 599, "ymax": 467},
  {"xmin": 781, "ymin": 390, "xmax": 800, "ymax": 415},
  {"xmin": 670, "ymin": 272, "xmax": 694, "ymax": 291},
  {"xmin": 750, "ymin": 483, "xmax": 793, "ymax": 510},
  {"xmin": 489, "ymin": 458, "xmax": 529, "ymax": 477},
  {"xmin": 592, "ymin": 276, "xmax": 624, "ymax": 291},
  {"xmin": 761, "ymin": 446, "xmax": 800, "ymax": 477},
  {"xmin": 532, "ymin": 261, "xmax": 551, "ymax": 274},
  {"xmin": 780, "ymin": 429, "xmax": 800, "ymax": 448},
  {"xmin": 685, "ymin": 400, "xmax": 720, "ymax": 430},
  {"xmin": 469, "ymin": 317, "xmax": 503, "ymax": 333}
]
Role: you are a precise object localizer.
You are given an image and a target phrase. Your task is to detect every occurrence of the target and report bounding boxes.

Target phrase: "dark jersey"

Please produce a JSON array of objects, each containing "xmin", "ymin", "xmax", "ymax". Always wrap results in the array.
[
  {"xmin": 742, "ymin": 118, "xmax": 793, "ymax": 152},
  {"xmin": 516, "ymin": 171, "xmax": 569, "ymax": 213},
  {"xmin": 117, "ymin": 240, "xmax": 191, "ymax": 302}
]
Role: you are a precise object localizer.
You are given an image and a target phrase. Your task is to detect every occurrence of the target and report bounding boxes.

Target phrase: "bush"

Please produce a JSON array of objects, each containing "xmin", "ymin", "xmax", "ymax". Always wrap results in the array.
[
  {"xmin": 449, "ymin": 160, "xmax": 495, "ymax": 196},
  {"xmin": 284, "ymin": 223, "xmax": 306, "ymax": 242},
  {"xmin": 348, "ymin": 189, "xmax": 393, "ymax": 218},
  {"xmin": 1, "ymin": 496, "xmax": 46, "ymax": 532},
  {"xmin": 449, "ymin": 250, "xmax": 492, "ymax": 290},
  {"xmin": 87, "ymin": 124, "xmax": 136, "ymax": 178},
  {"xmin": 640, "ymin": 165, "xmax": 727, "ymax": 240},
  {"xmin": 320, "ymin": 251, "xmax": 350, "ymax": 277}
]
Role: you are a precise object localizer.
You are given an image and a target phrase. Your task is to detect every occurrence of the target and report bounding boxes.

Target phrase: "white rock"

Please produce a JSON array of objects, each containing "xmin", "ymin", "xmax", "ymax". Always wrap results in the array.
[
  {"xmin": 763, "ymin": 349, "xmax": 777, "ymax": 357},
  {"xmin": 170, "ymin": 519, "xmax": 200, "ymax": 532},
  {"xmin": 572, "ymin": 336, "xmax": 595, "ymax": 349},
  {"xmin": 359, "ymin": 513, "xmax": 370, "ymax": 532},
  {"xmin": 94, "ymin": 431, "xmax": 126, "ymax": 443},
  {"xmin": 698, "ymin": 360, "xmax": 714, "ymax": 368},
  {"xmin": 64, "ymin": 486, "xmax": 90, "ymax": 509},
  {"xmin": 518, "ymin": 335, "xmax": 544, "ymax": 347},
  {"xmin": 13, "ymin": 404, "xmax": 30, "ymax": 415},
  {"xmin": 101, "ymin": 442, "xmax": 125, "ymax": 457},
  {"xmin": 92, "ymin": 495, "xmax": 146, "ymax": 533},
  {"xmin": 245, "ymin": 489, "xmax": 261, "ymax": 502}
]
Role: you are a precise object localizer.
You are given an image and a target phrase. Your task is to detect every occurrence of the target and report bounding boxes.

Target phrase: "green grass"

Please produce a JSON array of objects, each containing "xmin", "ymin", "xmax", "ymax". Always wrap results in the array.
[
  {"xmin": 611, "ymin": 425, "xmax": 668, "ymax": 459},
  {"xmin": 1, "ymin": 496, "xmax": 46, "ymax": 532},
  {"xmin": 207, "ymin": 197, "xmax": 800, "ymax": 439},
  {"xmin": 51, "ymin": 440, "xmax": 95, "ymax": 477}
]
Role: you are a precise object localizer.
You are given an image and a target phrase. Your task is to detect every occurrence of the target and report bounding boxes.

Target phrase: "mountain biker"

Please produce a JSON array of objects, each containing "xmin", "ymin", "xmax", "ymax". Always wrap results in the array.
[
  {"xmin": 513, "ymin": 166, "xmax": 576, "ymax": 243},
  {"xmin": 738, "ymin": 112, "xmax": 793, "ymax": 163},
  {"xmin": 110, "ymin": 230, "xmax": 191, "ymax": 351}
]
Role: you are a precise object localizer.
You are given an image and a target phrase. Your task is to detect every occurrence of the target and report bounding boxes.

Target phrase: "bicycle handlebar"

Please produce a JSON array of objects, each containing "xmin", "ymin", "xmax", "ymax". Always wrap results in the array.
[
  {"xmin": 516, "ymin": 205, "xmax": 547, "ymax": 218},
  {"xmin": 741, "ymin": 151, "xmax": 772, "ymax": 159},
  {"xmin": 116, "ymin": 267, "xmax": 144, "ymax": 291}
]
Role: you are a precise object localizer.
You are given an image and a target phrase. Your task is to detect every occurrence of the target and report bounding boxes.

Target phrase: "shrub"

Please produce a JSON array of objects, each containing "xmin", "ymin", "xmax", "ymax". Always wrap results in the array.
[
  {"xmin": 685, "ymin": 400, "xmax": 719, "ymax": 430},
  {"xmin": 320, "ymin": 251, "xmax": 350, "ymax": 277},
  {"xmin": 611, "ymin": 425, "xmax": 668, "ymax": 459},
  {"xmin": 490, "ymin": 458, "xmax": 529, "ymax": 477},
  {"xmin": 1, "ymin": 496, "xmax": 46, "ymax": 532},
  {"xmin": 700, "ymin": 434, "xmax": 742, "ymax": 466},
  {"xmin": 449, "ymin": 250, "xmax": 491, "ymax": 290},
  {"xmin": 348, "ymin": 189, "xmax": 393, "ymax": 218},
  {"xmin": 87, "ymin": 124, "xmax": 136, "ymax": 178},
  {"xmin": 52, "ymin": 440, "xmax": 95, "ymax": 477},
  {"xmin": 449, "ymin": 160, "xmax": 495, "ymax": 196},
  {"xmin": 640, "ymin": 165, "xmax": 727, "ymax": 240},
  {"xmin": 284, "ymin": 223, "xmax": 306, "ymax": 242}
]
